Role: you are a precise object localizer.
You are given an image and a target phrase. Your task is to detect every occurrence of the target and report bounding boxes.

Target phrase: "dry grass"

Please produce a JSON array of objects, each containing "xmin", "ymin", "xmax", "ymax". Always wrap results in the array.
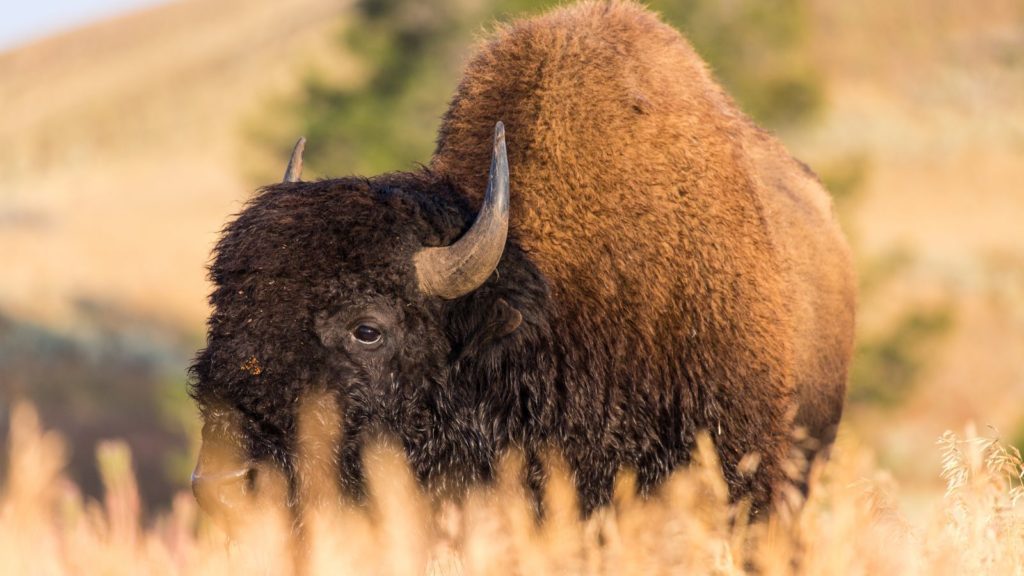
[{"xmin": 2, "ymin": 400, "xmax": 1021, "ymax": 575}]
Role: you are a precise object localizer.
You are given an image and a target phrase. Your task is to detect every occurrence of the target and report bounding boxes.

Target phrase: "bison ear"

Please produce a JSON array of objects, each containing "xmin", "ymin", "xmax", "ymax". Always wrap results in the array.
[
  {"xmin": 283, "ymin": 137, "xmax": 306, "ymax": 183},
  {"xmin": 491, "ymin": 298, "xmax": 523, "ymax": 339},
  {"xmin": 452, "ymin": 297, "xmax": 523, "ymax": 363}
]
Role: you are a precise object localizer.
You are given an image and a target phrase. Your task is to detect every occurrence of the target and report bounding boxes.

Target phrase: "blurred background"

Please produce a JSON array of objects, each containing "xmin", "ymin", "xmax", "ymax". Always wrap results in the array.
[{"xmin": 0, "ymin": 0, "xmax": 1021, "ymax": 517}]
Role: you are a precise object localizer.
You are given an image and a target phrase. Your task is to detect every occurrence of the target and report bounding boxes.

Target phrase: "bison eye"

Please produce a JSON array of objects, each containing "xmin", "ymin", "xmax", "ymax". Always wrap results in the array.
[{"xmin": 352, "ymin": 324, "xmax": 383, "ymax": 345}]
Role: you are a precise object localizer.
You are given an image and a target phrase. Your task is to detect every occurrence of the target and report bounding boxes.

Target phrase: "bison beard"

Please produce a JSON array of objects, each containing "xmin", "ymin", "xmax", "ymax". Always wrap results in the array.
[{"xmin": 189, "ymin": 0, "xmax": 855, "ymax": 521}]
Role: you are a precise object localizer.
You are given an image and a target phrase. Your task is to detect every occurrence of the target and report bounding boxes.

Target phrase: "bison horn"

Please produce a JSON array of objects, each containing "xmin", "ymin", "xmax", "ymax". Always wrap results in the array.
[
  {"xmin": 415, "ymin": 121, "xmax": 509, "ymax": 299},
  {"xmin": 283, "ymin": 137, "xmax": 306, "ymax": 183}
]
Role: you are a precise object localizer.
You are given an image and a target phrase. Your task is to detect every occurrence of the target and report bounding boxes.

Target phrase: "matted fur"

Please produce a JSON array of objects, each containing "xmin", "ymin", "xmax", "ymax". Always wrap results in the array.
[{"xmin": 191, "ymin": 0, "xmax": 854, "ymax": 518}]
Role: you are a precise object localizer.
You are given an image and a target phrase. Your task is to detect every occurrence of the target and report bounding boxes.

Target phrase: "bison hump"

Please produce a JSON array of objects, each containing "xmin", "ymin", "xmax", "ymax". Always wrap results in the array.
[{"xmin": 433, "ymin": 1, "xmax": 768, "ymax": 309}]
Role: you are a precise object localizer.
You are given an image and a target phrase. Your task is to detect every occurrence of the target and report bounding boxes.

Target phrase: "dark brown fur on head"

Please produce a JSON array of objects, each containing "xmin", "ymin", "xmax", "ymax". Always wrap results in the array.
[{"xmin": 191, "ymin": 0, "xmax": 855, "ymax": 517}]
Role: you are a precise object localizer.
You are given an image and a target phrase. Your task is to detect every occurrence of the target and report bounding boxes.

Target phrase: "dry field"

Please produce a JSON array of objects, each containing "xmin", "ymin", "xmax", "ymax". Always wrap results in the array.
[{"xmin": 0, "ymin": 400, "xmax": 1022, "ymax": 575}]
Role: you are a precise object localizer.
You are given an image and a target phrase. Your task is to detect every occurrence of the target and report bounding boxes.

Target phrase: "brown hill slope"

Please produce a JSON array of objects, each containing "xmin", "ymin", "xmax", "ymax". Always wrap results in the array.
[{"xmin": 0, "ymin": 0, "xmax": 352, "ymax": 331}]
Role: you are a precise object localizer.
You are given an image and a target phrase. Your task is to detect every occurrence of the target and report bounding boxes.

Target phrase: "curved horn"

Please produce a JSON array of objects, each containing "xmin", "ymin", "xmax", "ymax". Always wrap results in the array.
[
  {"xmin": 283, "ymin": 137, "xmax": 306, "ymax": 183},
  {"xmin": 415, "ymin": 122, "xmax": 509, "ymax": 299}
]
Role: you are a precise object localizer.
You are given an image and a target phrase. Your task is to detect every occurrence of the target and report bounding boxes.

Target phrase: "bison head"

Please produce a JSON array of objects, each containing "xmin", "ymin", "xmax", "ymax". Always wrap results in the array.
[{"xmin": 189, "ymin": 124, "xmax": 547, "ymax": 520}]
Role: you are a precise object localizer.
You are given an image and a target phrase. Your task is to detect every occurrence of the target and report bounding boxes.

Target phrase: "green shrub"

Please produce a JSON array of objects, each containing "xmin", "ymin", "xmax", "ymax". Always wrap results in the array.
[{"xmin": 848, "ymin": 306, "xmax": 954, "ymax": 409}]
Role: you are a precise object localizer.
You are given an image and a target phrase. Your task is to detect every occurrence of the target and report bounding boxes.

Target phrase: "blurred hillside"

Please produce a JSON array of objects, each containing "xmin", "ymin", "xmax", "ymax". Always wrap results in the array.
[
  {"xmin": 792, "ymin": 0, "xmax": 1024, "ymax": 495},
  {"xmin": 0, "ymin": 0, "xmax": 352, "ymax": 328},
  {"xmin": 0, "ymin": 0, "xmax": 1022, "ymax": 510}
]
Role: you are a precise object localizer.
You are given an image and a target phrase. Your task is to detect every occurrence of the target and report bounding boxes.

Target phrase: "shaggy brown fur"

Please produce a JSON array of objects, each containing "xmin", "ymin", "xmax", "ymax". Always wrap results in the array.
[
  {"xmin": 433, "ymin": 1, "xmax": 855, "ymax": 505},
  {"xmin": 191, "ymin": 0, "xmax": 855, "ymax": 521}
]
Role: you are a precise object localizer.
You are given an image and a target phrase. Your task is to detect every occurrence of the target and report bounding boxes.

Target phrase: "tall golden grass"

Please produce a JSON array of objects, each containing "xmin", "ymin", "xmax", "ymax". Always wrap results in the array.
[{"xmin": 1, "ymin": 400, "xmax": 1021, "ymax": 575}]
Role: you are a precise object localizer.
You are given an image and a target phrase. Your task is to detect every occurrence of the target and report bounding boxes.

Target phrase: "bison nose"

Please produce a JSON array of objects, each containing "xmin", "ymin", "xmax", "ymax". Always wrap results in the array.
[{"xmin": 191, "ymin": 464, "xmax": 255, "ymax": 516}]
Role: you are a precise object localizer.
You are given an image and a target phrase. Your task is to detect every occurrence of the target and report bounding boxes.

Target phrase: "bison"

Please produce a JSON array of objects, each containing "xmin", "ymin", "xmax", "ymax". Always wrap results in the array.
[{"xmin": 189, "ymin": 0, "xmax": 855, "ymax": 519}]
